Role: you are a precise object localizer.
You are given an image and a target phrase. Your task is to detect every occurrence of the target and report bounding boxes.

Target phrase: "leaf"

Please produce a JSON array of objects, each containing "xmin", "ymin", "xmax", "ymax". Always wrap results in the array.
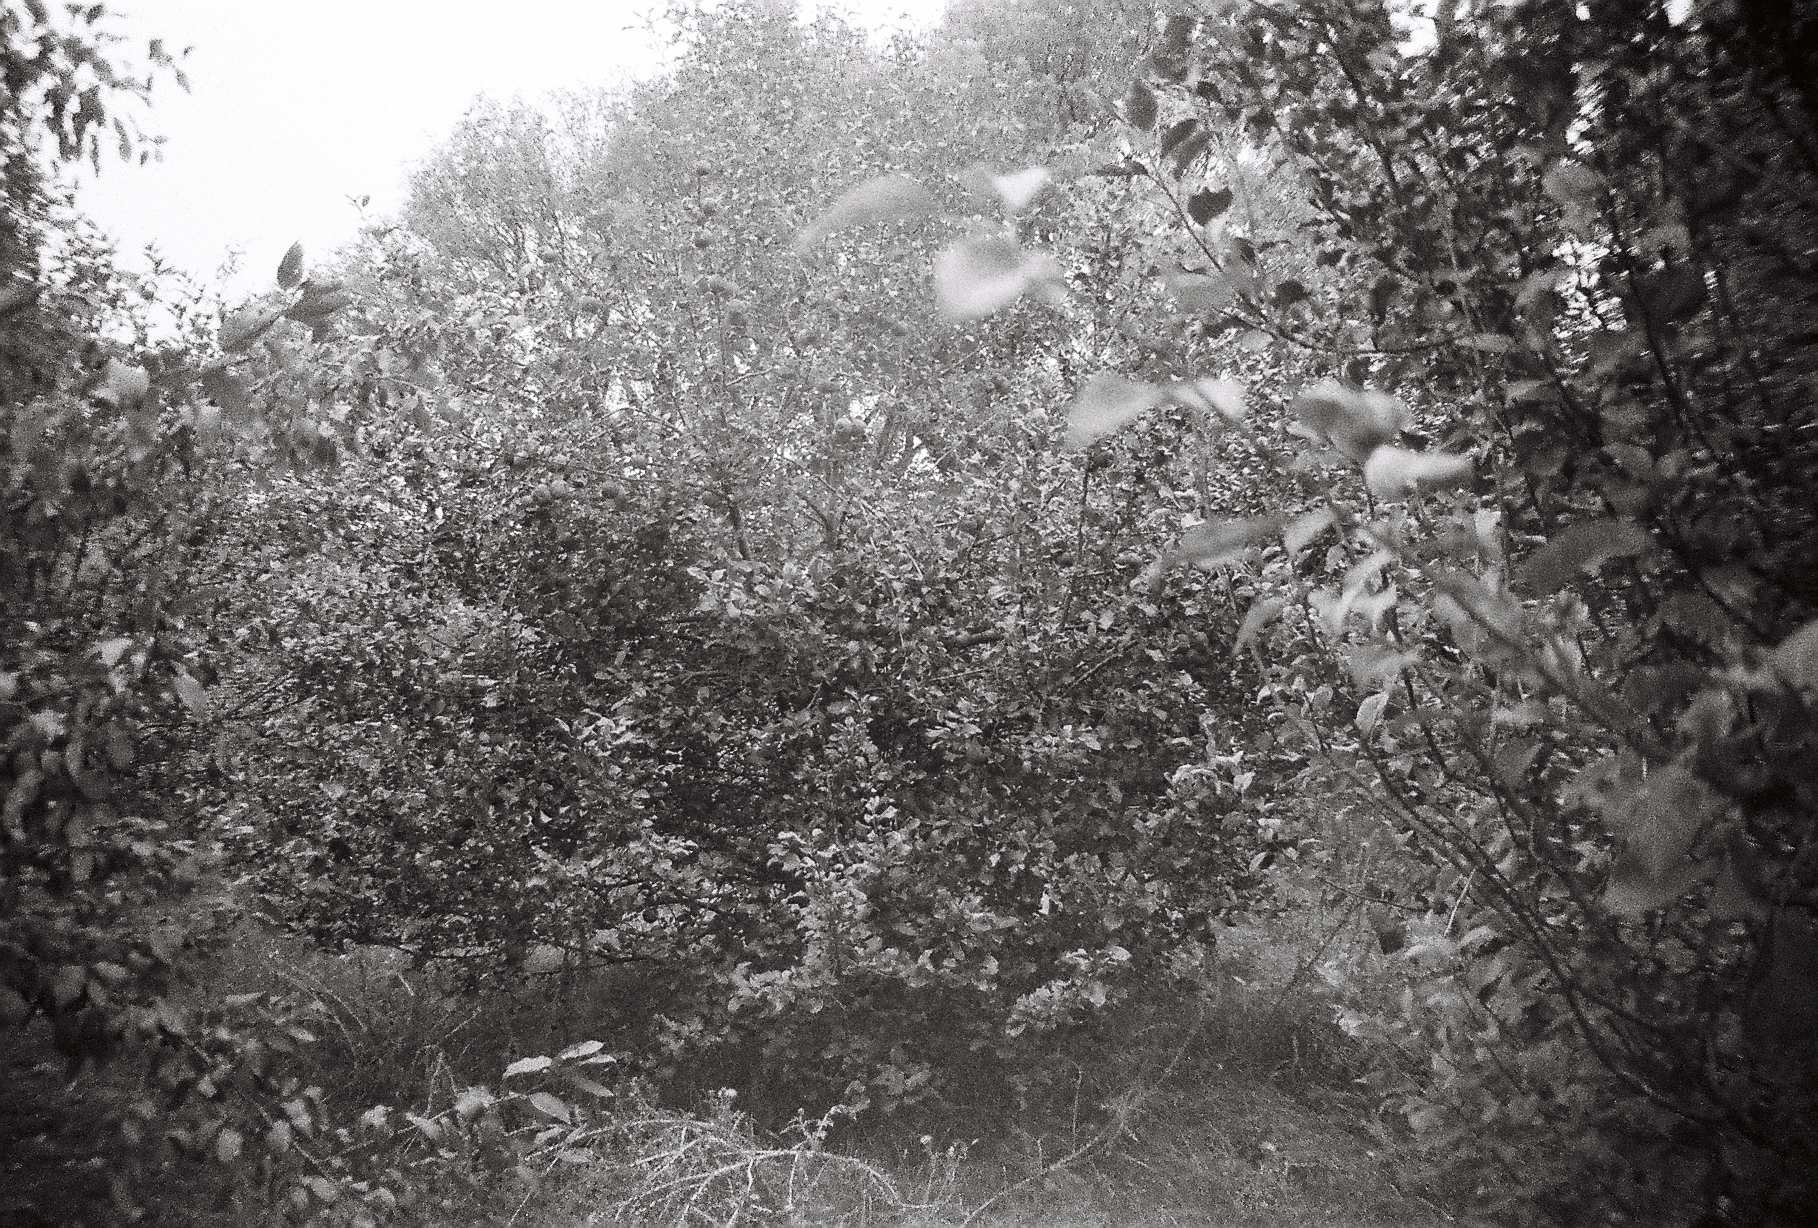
[
  {"xmin": 216, "ymin": 1127, "xmax": 243, "ymax": 1163},
  {"xmin": 1355, "ymin": 692, "xmax": 1391, "ymax": 737},
  {"xmin": 286, "ymin": 284, "xmax": 352, "ymax": 322},
  {"xmin": 1158, "ymin": 117, "xmax": 1198, "ymax": 161},
  {"xmin": 200, "ymin": 367, "xmax": 252, "ymax": 419},
  {"xmin": 1272, "ymin": 279, "xmax": 1308, "ymax": 309},
  {"xmin": 1064, "ymin": 374, "xmax": 1163, "ymax": 450},
  {"xmin": 1520, "ymin": 519, "xmax": 1654, "ymax": 595},
  {"xmin": 1772, "ymin": 619, "xmax": 1818, "ymax": 695},
  {"xmin": 1709, "ymin": 850, "xmax": 1770, "ymax": 923},
  {"xmin": 1160, "ymin": 11, "xmax": 1196, "ymax": 50},
  {"xmin": 1283, "ymin": 507, "xmax": 1336, "ymax": 556},
  {"xmin": 1615, "ymin": 764, "xmax": 1724, "ymax": 872},
  {"xmin": 1341, "ymin": 550, "xmax": 1396, "ymax": 601},
  {"xmin": 504, "ymin": 1055, "xmax": 553, "ymax": 1078},
  {"xmin": 1543, "ymin": 161, "xmax": 1604, "ymax": 209},
  {"xmin": 96, "ymin": 358, "xmax": 151, "ymax": 408},
  {"xmin": 1505, "ymin": 379, "xmax": 1557, "ymax": 405},
  {"xmin": 1430, "ymin": 569, "xmax": 1526, "ymax": 645},
  {"xmin": 793, "ymin": 174, "xmax": 934, "ymax": 252},
  {"xmin": 1405, "ymin": 937, "xmax": 1459, "ymax": 965},
  {"xmin": 267, "ymin": 1119, "xmax": 293, "ymax": 1153},
  {"xmin": 51, "ymin": 965, "xmax": 86, "ymax": 1009},
  {"xmin": 528, "ymin": 1092, "xmax": 572, "ymax": 1124},
  {"xmin": 1602, "ymin": 763, "xmax": 1726, "ymax": 915},
  {"xmin": 1168, "ymin": 128, "xmax": 1212, "ymax": 174},
  {"xmin": 1544, "ymin": 160, "xmax": 1605, "ymax": 233},
  {"xmin": 98, "ymin": 636, "xmax": 133, "ymax": 667},
  {"xmin": 1166, "ymin": 514, "xmax": 1287, "ymax": 570},
  {"xmin": 1188, "ymin": 187, "xmax": 1234, "ymax": 225},
  {"xmin": 566, "ymin": 1074, "xmax": 615, "ymax": 1099},
  {"xmin": 990, "ymin": 167, "xmax": 1050, "ymax": 211},
  {"xmin": 1164, "ymin": 270, "xmax": 1235, "ymax": 313},
  {"xmin": 558, "ymin": 1039, "xmax": 605, "ymax": 1062},
  {"xmin": 276, "ymin": 241, "xmax": 304, "ymax": 289},
  {"xmin": 933, "ymin": 238, "xmax": 1062, "ymax": 320},
  {"xmin": 404, "ymin": 1113, "xmax": 443, "ymax": 1142},
  {"xmin": 1638, "ymin": 266, "xmax": 1706, "ymax": 322},
  {"xmin": 173, "ymin": 671, "xmax": 209, "ymax": 717},
  {"xmin": 1173, "ymin": 377, "xmax": 1245, "ymax": 423},
  {"xmin": 1604, "ymin": 857, "xmax": 1715, "ymax": 916},
  {"xmin": 1293, "ymin": 380, "xmax": 1407, "ymax": 461},
  {"xmin": 219, "ymin": 306, "xmax": 281, "ymax": 352},
  {"xmin": 1122, "ymin": 80, "xmax": 1158, "ymax": 129},
  {"xmin": 1363, "ymin": 447, "xmax": 1473, "ymax": 498},
  {"xmin": 1353, "ymin": 584, "xmax": 1399, "ymax": 631},
  {"xmin": 302, "ymin": 1176, "xmax": 340, "ymax": 1204},
  {"xmin": 1235, "ymin": 598, "xmax": 1286, "ymax": 650},
  {"xmin": 1349, "ymin": 644, "xmax": 1420, "ymax": 689}
]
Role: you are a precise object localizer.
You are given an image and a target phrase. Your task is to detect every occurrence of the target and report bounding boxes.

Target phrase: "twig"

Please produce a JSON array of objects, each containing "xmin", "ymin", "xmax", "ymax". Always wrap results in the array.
[
  {"xmin": 1442, "ymin": 867, "xmax": 1476, "ymax": 936},
  {"xmin": 1265, "ymin": 894, "xmax": 1362, "ymax": 1018}
]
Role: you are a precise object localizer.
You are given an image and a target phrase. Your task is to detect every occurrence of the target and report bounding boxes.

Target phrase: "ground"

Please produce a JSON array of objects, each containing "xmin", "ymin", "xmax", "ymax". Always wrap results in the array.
[{"xmin": 0, "ymin": 897, "xmax": 1468, "ymax": 1228}]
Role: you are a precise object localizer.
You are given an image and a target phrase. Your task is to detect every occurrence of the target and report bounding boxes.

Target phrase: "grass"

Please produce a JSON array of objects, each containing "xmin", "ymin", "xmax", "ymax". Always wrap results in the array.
[
  {"xmin": 902, "ymin": 924, "xmax": 1458, "ymax": 1228},
  {"xmin": 3, "ymin": 876, "xmax": 1468, "ymax": 1228},
  {"xmin": 506, "ymin": 894, "xmax": 1462, "ymax": 1227}
]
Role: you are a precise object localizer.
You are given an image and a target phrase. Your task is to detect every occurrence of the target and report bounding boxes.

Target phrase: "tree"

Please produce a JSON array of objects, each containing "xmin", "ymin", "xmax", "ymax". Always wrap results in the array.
[
  {"xmin": 0, "ymin": 5, "xmax": 394, "ymax": 1219},
  {"xmin": 1011, "ymin": 0, "xmax": 1818, "ymax": 1221},
  {"xmin": 196, "ymin": 0, "xmax": 1293, "ymax": 1133}
]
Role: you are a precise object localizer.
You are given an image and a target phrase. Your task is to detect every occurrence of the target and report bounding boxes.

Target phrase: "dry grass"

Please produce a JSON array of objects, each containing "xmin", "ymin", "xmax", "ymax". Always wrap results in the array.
[
  {"xmin": 131, "ymin": 879, "xmax": 1465, "ymax": 1228},
  {"xmin": 907, "ymin": 959, "xmax": 1455, "ymax": 1228},
  {"xmin": 510, "ymin": 899, "xmax": 1464, "ymax": 1228}
]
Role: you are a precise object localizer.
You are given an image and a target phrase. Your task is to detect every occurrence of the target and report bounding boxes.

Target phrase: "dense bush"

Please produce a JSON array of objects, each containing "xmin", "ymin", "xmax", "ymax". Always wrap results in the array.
[
  {"xmin": 9, "ymin": 1, "xmax": 1818, "ymax": 1224},
  {"xmin": 1040, "ymin": 1, "xmax": 1818, "ymax": 1222}
]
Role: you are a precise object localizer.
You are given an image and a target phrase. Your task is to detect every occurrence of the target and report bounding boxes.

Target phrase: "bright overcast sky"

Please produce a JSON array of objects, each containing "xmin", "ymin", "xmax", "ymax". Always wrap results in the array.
[{"xmin": 76, "ymin": 1, "xmax": 949, "ymax": 299}]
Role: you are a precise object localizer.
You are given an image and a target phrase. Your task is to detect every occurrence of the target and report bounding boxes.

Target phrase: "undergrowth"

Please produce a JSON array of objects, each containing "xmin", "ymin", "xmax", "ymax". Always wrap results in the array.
[{"xmin": 96, "ymin": 875, "xmax": 1456, "ymax": 1228}]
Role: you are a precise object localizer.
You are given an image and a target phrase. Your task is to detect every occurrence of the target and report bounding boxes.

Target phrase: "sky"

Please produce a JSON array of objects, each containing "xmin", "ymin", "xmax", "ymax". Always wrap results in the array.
[{"xmin": 75, "ymin": 1, "xmax": 950, "ymax": 299}]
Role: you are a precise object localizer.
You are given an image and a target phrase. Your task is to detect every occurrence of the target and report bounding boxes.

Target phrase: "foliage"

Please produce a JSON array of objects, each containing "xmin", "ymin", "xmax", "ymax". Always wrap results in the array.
[
  {"xmin": 1000, "ymin": 0, "xmax": 1818, "ymax": 1222},
  {"xmin": 0, "ymin": 5, "xmax": 390, "ymax": 1220},
  {"xmin": 138, "ymin": 2, "xmax": 1334, "ymax": 1152},
  {"xmin": 18, "ymin": 0, "xmax": 1818, "ymax": 1224}
]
